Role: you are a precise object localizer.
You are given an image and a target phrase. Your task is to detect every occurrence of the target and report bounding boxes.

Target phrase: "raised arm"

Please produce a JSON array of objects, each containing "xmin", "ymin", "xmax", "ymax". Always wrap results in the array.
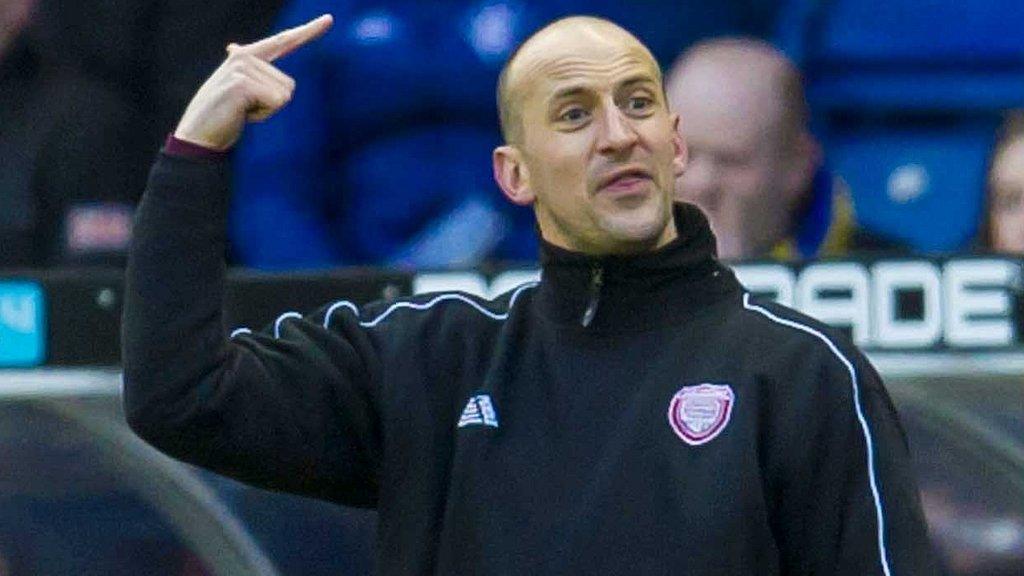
[{"xmin": 121, "ymin": 15, "xmax": 383, "ymax": 506}]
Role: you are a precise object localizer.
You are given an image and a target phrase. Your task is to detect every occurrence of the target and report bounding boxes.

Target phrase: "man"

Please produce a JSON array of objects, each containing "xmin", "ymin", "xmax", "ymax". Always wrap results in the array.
[
  {"xmin": 666, "ymin": 38, "xmax": 849, "ymax": 260},
  {"xmin": 123, "ymin": 14, "xmax": 937, "ymax": 574}
]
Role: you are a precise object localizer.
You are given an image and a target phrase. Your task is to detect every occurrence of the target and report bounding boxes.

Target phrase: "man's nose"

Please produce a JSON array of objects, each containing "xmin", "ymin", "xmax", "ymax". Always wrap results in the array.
[{"xmin": 596, "ymin": 106, "xmax": 639, "ymax": 156}]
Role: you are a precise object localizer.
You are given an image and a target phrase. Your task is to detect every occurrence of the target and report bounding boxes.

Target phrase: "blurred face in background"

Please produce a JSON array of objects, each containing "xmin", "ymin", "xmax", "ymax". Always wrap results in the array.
[
  {"xmin": 666, "ymin": 41, "xmax": 817, "ymax": 260},
  {"xmin": 493, "ymin": 17, "xmax": 686, "ymax": 256},
  {"xmin": 988, "ymin": 136, "xmax": 1024, "ymax": 254}
]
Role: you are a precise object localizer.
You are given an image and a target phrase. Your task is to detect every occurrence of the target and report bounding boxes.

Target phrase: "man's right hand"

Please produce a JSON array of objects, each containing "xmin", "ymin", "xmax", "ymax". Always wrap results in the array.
[{"xmin": 173, "ymin": 14, "xmax": 334, "ymax": 151}]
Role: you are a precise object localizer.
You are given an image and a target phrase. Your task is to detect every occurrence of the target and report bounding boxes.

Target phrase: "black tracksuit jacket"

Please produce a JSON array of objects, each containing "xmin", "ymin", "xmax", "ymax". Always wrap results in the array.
[{"xmin": 123, "ymin": 153, "xmax": 939, "ymax": 575}]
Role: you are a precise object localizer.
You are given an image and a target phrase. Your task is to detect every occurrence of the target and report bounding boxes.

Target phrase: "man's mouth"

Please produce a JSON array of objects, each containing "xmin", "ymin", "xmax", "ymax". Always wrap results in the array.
[{"xmin": 598, "ymin": 167, "xmax": 654, "ymax": 196}]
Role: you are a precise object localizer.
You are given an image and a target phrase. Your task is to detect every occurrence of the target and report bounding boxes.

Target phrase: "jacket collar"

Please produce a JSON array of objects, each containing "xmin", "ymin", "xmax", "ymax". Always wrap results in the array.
[{"xmin": 535, "ymin": 202, "xmax": 741, "ymax": 332}]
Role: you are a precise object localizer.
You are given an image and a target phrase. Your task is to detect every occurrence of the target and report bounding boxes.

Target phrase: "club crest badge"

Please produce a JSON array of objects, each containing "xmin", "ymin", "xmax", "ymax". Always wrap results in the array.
[{"xmin": 667, "ymin": 383, "xmax": 735, "ymax": 446}]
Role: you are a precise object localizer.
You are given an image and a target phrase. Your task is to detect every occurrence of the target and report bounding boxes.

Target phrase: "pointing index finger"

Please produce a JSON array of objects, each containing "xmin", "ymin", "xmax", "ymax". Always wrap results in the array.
[{"xmin": 243, "ymin": 14, "xmax": 334, "ymax": 62}]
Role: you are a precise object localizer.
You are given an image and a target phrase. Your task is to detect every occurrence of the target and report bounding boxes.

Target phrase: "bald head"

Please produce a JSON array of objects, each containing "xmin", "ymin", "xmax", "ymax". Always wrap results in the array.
[
  {"xmin": 667, "ymin": 38, "xmax": 807, "ymax": 149},
  {"xmin": 666, "ymin": 38, "xmax": 819, "ymax": 260},
  {"xmin": 497, "ymin": 16, "xmax": 661, "ymax": 145},
  {"xmin": 490, "ymin": 15, "xmax": 684, "ymax": 256}
]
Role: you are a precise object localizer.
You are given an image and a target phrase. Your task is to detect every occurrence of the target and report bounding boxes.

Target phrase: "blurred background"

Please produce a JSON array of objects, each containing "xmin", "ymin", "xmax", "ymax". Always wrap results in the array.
[{"xmin": 1, "ymin": 0, "xmax": 1023, "ymax": 574}]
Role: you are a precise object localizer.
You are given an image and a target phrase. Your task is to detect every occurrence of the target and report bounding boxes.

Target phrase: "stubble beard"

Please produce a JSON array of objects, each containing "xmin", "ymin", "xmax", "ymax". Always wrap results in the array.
[
  {"xmin": 592, "ymin": 189, "xmax": 674, "ymax": 253},
  {"xmin": 536, "ymin": 183, "xmax": 674, "ymax": 256}
]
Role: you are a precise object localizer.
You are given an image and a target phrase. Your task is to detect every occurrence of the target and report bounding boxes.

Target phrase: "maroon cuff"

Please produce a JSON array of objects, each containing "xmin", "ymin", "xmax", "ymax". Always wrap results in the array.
[{"xmin": 163, "ymin": 134, "xmax": 230, "ymax": 160}]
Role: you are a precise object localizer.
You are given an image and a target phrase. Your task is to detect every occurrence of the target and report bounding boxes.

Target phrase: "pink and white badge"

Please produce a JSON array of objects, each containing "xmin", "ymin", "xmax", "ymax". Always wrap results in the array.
[{"xmin": 667, "ymin": 383, "xmax": 735, "ymax": 446}]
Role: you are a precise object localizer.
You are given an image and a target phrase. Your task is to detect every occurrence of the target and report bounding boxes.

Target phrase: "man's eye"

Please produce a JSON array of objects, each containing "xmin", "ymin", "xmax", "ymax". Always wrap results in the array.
[
  {"xmin": 627, "ymin": 96, "xmax": 654, "ymax": 112},
  {"xmin": 560, "ymin": 107, "xmax": 589, "ymax": 123}
]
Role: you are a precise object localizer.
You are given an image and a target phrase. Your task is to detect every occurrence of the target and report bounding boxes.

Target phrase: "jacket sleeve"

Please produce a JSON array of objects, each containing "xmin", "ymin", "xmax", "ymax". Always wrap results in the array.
[
  {"xmin": 769, "ymin": 339, "xmax": 939, "ymax": 575},
  {"xmin": 122, "ymin": 153, "xmax": 381, "ymax": 507}
]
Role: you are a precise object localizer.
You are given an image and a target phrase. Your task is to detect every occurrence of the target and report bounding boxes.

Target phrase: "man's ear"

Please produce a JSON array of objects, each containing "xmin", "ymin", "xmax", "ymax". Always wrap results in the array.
[
  {"xmin": 671, "ymin": 114, "xmax": 688, "ymax": 178},
  {"xmin": 783, "ymin": 131, "xmax": 822, "ymax": 203},
  {"xmin": 493, "ymin": 145, "xmax": 535, "ymax": 206}
]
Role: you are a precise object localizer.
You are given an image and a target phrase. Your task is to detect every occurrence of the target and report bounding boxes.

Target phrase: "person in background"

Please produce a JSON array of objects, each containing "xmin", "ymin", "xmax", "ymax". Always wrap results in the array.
[
  {"xmin": 666, "ymin": 37, "xmax": 897, "ymax": 261},
  {"xmin": 984, "ymin": 112, "xmax": 1024, "ymax": 254},
  {"xmin": 0, "ymin": 0, "xmax": 148, "ymax": 267}
]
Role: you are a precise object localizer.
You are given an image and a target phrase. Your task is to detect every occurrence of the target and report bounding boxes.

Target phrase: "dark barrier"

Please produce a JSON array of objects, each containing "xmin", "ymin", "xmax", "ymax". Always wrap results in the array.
[
  {"xmin": 0, "ymin": 269, "xmax": 410, "ymax": 366},
  {"xmin": 1, "ymin": 255, "xmax": 1022, "ymax": 366}
]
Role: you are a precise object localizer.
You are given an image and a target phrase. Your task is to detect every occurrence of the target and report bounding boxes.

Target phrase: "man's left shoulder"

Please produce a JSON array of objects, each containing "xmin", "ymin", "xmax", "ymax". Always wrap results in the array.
[{"xmin": 734, "ymin": 293, "xmax": 872, "ymax": 374}]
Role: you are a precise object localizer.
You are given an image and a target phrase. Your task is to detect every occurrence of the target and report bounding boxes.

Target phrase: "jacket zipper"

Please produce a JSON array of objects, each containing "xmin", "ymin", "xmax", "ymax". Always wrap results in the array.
[{"xmin": 581, "ymin": 264, "xmax": 604, "ymax": 327}]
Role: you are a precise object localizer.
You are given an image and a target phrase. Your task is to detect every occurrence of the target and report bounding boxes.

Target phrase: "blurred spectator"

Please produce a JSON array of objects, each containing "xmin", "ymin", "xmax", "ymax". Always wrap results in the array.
[
  {"xmin": 29, "ymin": 0, "xmax": 286, "ymax": 160},
  {"xmin": 1, "ymin": 0, "xmax": 284, "ymax": 268},
  {"xmin": 229, "ymin": 0, "xmax": 770, "ymax": 270},
  {"xmin": 983, "ymin": 112, "xmax": 1024, "ymax": 255},
  {"xmin": 666, "ymin": 37, "xmax": 898, "ymax": 261},
  {"xmin": 0, "ymin": 0, "xmax": 149, "ymax": 267}
]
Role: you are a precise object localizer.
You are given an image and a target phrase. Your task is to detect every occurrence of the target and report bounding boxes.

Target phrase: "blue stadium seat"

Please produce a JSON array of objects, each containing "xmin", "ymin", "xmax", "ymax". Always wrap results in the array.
[
  {"xmin": 339, "ymin": 126, "xmax": 537, "ymax": 267},
  {"xmin": 827, "ymin": 120, "xmax": 997, "ymax": 252},
  {"xmin": 775, "ymin": 0, "xmax": 1023, "ymax": 252},
  {"xmin": 781, "ymin": 0, "xmax": 1024, "ymax": 111}
]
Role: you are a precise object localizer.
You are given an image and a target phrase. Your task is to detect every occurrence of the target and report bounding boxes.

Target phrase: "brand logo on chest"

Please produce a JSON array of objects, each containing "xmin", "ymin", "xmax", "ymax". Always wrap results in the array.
[
  {"xmin": 458, "ymin": 394, "xmax": 499, "ymax": 429},
  {"xmin": 667, "ymin": 383, "xmax": 735, "ymax": 446}
]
